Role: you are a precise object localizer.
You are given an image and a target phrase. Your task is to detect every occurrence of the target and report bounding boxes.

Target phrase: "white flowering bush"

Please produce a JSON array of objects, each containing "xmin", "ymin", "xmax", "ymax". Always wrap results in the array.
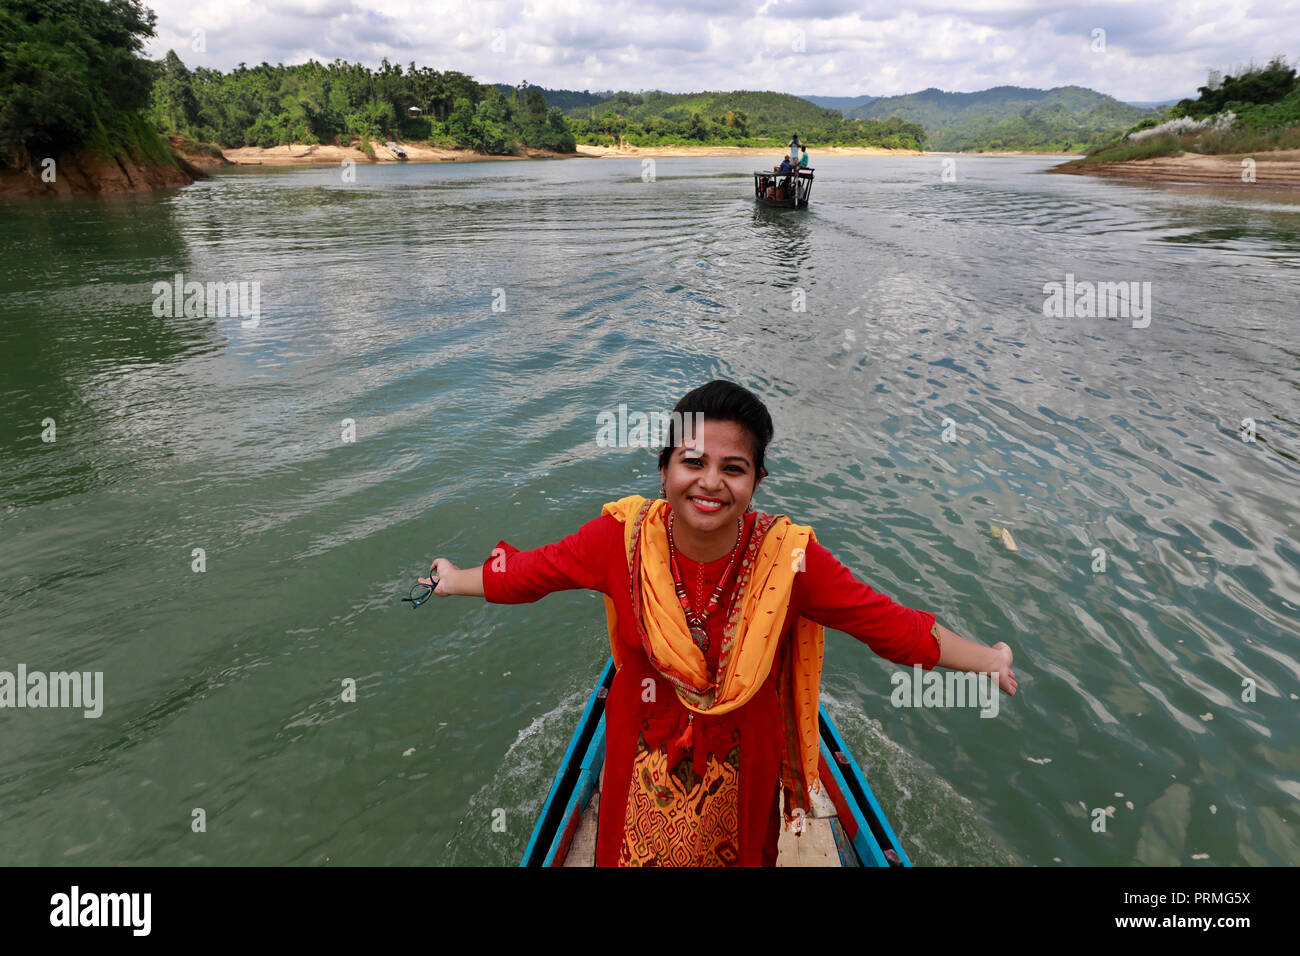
[
  {"xmin": 1208, "ymin": 111, "xmax": 1237, "ymax": 131},
  {"xmin": 1128, "ymin": 111, "xmax": 1237, "ymax": 141}
]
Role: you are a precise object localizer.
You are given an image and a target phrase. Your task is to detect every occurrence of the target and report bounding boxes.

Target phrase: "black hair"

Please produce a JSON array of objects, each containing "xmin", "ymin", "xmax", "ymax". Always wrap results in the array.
[{"xmin": 657, "ymin": 380, "xmax": 774, "ymax": 480}]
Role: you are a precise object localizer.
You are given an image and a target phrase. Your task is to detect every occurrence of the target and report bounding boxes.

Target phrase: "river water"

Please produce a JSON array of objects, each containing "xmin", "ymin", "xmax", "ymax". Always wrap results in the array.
[{"xmin": 1, "ymin": 155, "xmax": 1297, "ymax": 865}]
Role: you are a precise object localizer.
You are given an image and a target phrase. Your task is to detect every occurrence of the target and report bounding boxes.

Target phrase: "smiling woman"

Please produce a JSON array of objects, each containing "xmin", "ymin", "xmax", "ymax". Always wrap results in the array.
[{"xmin": 427, "ymin": 379, "xmax": 1017, "ymax": 866}]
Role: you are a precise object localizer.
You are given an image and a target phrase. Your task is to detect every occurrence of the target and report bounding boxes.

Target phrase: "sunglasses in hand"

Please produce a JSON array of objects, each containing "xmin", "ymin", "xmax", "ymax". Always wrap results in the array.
[{"xmin": 403, "ymin": 572, "xmax": 440, "ymax": 608}]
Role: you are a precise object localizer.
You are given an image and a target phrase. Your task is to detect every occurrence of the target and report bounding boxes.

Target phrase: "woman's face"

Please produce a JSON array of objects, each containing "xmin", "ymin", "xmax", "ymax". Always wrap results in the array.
[{"xmin": 660, "ymin": 419, "xmax": 762, "ymax": 538}]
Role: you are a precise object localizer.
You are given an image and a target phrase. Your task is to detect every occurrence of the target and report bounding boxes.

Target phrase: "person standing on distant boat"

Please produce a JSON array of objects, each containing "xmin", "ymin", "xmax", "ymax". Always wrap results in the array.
[
  {"xmin": 424, "ymin": 380, "xmax": 1017, "ymax": 866},
  {"xmin": 788, "ymin": 134, "xmax": 802, "ymax": 165},
  {"xmin": 794, "ymin": 146, "xmax": 809, "ymax": 203}
]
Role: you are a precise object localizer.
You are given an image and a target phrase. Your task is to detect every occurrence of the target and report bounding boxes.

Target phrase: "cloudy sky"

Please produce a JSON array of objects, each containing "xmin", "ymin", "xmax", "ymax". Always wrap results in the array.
[{"xmin": 141, "ymin": 0, "xmax": 1300, "ymax": 103}]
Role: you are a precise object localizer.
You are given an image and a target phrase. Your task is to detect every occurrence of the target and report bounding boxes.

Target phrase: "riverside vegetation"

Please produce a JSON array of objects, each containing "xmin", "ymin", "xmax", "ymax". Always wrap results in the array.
[
  {"xmin": 1079, "ymin": 56, "xmax": 1300, "ymax": 163},
  {"xmin": 0, "ymin": 0, "xmax": 202, "ymax": 193}
]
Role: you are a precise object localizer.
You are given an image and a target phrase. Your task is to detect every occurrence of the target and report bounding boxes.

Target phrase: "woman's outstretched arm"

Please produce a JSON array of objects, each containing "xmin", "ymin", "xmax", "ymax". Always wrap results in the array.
[
  {"xmin": 421, "ymin": 513, "xmax": 621, "ymax": 603},
  {"xmin": 797, "ymin": 540, "xmax": 1018, "ymax": 697}
]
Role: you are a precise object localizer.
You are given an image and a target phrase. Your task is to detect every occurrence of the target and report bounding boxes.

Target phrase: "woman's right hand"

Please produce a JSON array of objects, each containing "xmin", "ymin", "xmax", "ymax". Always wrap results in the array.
[{"xmin": 422, "ymin": 558, "xmax": 460, "ymax": 596}]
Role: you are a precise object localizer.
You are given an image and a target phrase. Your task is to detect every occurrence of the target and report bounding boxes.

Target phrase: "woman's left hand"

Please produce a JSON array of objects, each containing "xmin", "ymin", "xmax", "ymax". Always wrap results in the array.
[
  {"xmin": 991, "ymin": 641, "xmax": 1018, "ymax": 696},
  {"xmin": 421, "ymin": 557, "xmax": 460, "ymax": 596}
]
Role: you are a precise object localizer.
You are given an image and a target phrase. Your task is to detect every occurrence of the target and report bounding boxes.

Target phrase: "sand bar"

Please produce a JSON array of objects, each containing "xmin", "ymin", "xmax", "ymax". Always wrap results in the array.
[{"xmin": 1050, "ymin": 150, "xmax": 1300, "ymax": 189}]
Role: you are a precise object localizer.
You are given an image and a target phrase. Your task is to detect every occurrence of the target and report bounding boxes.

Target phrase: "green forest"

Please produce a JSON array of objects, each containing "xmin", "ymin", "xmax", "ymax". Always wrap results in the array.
[
  {"xmin": 565, "ymin": 90, "xmax": 926, "ymax": 149},
  {"xmin": 148, "ymin": 53, "xmax": 577, "ymax": 153}
]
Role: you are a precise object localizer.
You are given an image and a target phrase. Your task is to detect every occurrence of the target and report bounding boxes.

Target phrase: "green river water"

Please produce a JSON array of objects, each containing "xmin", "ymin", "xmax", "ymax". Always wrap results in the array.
[{"xmin": 1, "ymin": 155, "xmax": 1297, "ymax": 865}]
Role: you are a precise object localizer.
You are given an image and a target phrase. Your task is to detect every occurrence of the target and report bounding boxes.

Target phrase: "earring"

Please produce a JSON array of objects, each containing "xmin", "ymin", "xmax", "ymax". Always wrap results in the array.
[{"xmin": 660, "ymin": 485, "xmax": 666, "ymax": 499}]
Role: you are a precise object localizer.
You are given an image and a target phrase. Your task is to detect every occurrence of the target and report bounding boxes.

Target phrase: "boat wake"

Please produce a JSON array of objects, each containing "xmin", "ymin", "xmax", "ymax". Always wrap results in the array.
[
  {"xmin": 821, "ymin": 694, "xmax": 1020, "ymax": 866},
  {"xmin": 443, "ymin": 679, "xmax": 594, "ymax": 866}
]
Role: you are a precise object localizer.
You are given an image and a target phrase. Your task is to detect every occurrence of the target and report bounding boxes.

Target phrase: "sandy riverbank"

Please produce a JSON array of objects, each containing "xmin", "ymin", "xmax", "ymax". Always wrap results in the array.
[
  {"xmin": 944, "ymin": 149, "xmax": 1086, "ymax": 156},
  {"xmin": 1049, "ymin": 150, "xmax": 1300, "ymax": 188},
  {"xmin": 217, "ymin": 142, "xmax": 575, "ymax": 166}
]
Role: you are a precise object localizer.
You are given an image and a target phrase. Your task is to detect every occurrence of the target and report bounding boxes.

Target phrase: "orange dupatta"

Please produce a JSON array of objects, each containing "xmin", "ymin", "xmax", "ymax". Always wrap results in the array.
[{"xmin": 601, "ymin": 495, "xmax": 825, "ymax": 821}]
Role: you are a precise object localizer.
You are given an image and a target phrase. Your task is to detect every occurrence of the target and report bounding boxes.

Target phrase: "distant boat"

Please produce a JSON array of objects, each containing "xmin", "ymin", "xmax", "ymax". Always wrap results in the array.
[
  {"xmin": 385, "ymin": 141, "xmax": 407, "ymax": 160},
  {"xmin": 520, "ymin": 657, "xmax": 910, "ymax": 867},
  {"xmin": 754, "ymin": 167, "xmax": 814, "ymax": 209}
]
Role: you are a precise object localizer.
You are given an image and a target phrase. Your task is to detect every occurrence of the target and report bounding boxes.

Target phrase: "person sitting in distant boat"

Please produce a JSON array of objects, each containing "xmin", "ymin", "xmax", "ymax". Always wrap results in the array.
[
  {"xmin": 774, "ymin": 155, "xmax": 795, "ymax": 200},
  {"xmin": 770, "ymin": 161, "xmax": 790, "ymax": 200}
]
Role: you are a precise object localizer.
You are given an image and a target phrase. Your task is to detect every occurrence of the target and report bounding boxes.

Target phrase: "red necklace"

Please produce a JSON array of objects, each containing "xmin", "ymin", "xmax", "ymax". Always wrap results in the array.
[{"xmin": 666, "ymin": 510, "xmax": 744, "ymax": 653}]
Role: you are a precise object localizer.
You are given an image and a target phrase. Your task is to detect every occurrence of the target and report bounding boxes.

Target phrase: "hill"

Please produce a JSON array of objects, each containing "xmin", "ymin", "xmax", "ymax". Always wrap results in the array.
[
  {"xmin": 569, "ymin": 89, "xmax": 843, "ymax": 131},
  {"xmin": 492, "ymin": 84, "xmax": 608, "ymax": 112},
  {"xmin": 564, "ymin": 89, "xmax": 923, "ymax": 148},
  {"xmin": 849, "ymin": 85, "xmax": 1155, "ymax": 151}
]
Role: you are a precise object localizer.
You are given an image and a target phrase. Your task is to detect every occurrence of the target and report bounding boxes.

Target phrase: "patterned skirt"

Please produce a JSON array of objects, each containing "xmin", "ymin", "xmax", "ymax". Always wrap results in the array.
[{"xmin": 618, "ymin": 728, "xmax": 742, "ymax": 866}]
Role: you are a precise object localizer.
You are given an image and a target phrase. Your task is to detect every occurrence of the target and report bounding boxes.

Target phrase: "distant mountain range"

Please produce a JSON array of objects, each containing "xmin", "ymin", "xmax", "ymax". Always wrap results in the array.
[
  {"xmin": 534, "ymin": 83, "xmax": 1173, "ymax": 151},
  {"xmin": 800, "ymin": 94, "xmax": 879, "ymax": 112},
  {"xmin": 844, "ymin": 85, "xmax": 1155, "ymax": 150},
  {"xmin": 806, "ymin": 91, "xmax": 1178, "ymax": 113}
]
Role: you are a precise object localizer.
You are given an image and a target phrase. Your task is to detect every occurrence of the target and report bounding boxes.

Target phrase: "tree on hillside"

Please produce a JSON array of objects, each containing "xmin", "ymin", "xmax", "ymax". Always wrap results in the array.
[
  {"xmin": 471, "ymin": 87, "xmax": 513, "ymax": 153},
  {"xmin": 446, "ymin": 97, "xmax": 476, "ymax": 144},
  {"xmin": 1174, "ymin": 56, "xmax": 1298, "ymax": 118},
  {"xmin": 149, "ymin": 49, "xmax": 199, "ymax": 136},
  {"xmin": 0, "ymin": 0, "xmax": 158, "ymax": 165}
]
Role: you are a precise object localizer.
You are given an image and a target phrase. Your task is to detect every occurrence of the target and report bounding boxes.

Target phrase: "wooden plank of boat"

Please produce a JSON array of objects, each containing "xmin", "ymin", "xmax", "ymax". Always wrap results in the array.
[{"xmin": 521, "ymin": 657, "xmax": 909, "ymax": 867}]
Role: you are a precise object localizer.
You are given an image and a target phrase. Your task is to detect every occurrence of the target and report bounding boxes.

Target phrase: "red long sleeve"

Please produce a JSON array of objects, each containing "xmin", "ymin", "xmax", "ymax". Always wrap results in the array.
[
  {"xmin": 794, "ymin": 539, "xmax": 941, "ymax": 669},
  {"xmin": 481, "ymin": 514, "xmax": 622, "ymax": 604}
]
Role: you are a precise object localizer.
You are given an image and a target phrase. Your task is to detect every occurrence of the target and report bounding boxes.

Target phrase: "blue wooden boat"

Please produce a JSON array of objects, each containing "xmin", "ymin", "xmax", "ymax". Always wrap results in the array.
[{"xmin": 521, "ymin": 658, "xmax": 911, "ymax": 867}]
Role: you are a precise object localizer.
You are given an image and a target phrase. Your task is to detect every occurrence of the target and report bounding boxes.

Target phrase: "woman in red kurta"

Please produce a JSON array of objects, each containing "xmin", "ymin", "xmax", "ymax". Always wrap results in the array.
[{"xmin": 427, "ymin": 381, "xmax": 1017, "ymax": 866}]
